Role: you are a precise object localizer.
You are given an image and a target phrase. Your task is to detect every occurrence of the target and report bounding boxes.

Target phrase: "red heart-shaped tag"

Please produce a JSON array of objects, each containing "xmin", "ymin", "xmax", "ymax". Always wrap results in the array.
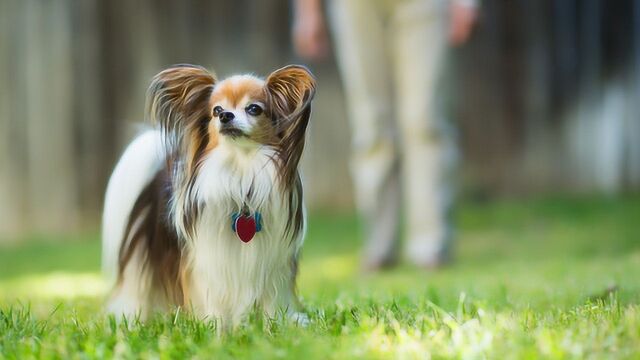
[{"xmin": 234, "ymin": 215, "xmax": 257, "ymax": 243}]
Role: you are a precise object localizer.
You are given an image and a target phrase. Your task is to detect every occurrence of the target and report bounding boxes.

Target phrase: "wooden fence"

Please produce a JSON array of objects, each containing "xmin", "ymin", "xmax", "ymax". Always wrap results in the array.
[{"xmin": 0, "ymin": 0, "xmax": 639, "ymax": 239}]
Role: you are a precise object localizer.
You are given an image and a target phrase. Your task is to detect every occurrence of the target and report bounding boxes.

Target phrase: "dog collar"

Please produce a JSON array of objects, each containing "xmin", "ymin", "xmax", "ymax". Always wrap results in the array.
[{"xmin": 231, "ymin": 207, "xmax": 262, "ymax": 243}]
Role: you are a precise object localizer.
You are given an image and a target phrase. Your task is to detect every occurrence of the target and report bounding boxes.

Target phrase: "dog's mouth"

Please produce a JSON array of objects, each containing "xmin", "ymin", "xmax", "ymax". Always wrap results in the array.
[{"xmin": 219, "ymin": 127, "xmax": 247, "ymax": 138}]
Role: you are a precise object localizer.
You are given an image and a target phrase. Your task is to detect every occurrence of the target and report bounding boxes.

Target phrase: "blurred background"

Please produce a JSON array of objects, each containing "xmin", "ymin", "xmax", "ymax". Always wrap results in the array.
[{"xmin": 0, "ymin": 0, "xmax": 639, "ymax": 239}]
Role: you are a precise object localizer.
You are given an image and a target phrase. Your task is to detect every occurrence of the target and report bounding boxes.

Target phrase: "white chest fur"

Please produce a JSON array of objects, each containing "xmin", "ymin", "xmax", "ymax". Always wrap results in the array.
[{"xmin": 182, "ymin": 143, "xmax": 303, "ymax": 325}]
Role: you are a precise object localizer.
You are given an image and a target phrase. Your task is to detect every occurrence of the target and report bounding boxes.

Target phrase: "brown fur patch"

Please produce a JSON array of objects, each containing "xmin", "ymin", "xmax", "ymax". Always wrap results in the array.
[
  {"xmin": 205, "ymin": 125, "xmax": 219, "ymax": 152},
  {"xmin": 146, "ymin": 64, "xmax": 216, "ymax": 176},
  {"xmin": 117, "ymin": 168, "xmax": 187, "ymax": 306},
  {"xmin": 264, "ymin": 66, "xmax": 316, "ymax": 189},
  {"xmin": 210, "ymin": 77, "xmax": 264, "ymax": 109}
]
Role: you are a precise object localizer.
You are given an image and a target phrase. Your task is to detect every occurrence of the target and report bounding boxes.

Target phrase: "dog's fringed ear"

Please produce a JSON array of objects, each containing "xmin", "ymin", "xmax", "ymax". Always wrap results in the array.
[
  {"xmin": 265, "ymin": 65, "xmax": 316, "ymax": 189},
  {"xmin": 146, "ymin": 64, "xmax": 216, "ymax": 151}
]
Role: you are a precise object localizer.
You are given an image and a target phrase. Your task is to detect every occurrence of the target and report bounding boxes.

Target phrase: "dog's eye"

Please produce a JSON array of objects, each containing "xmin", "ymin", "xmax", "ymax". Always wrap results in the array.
[
  {"xmin": 245, "ymin": 104, "xmax": 263, "ymax": 116},
  {"xmin": 213, "ymin": 106, "xmax": 223, "ymax": 117}
]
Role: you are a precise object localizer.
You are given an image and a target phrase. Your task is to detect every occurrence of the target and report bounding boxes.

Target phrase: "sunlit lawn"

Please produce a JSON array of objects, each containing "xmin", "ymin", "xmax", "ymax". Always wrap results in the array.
[{"xmin": 1, "ymin": 196, "xmax": 640, "ymax": 358}]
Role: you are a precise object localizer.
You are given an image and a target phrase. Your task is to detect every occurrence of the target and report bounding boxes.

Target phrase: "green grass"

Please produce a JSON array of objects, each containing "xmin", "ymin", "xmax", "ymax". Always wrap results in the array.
[{"xmin": 1, "ymin": 196, "xmax": 640, "ymax": 359}]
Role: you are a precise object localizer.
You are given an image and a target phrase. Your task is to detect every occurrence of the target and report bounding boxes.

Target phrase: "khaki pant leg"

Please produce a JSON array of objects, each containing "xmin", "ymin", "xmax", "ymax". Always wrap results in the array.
[
  {"xmin": 391, "ymin": 0, "xmax": 456, "ymax": 265},
  {"xmin": 328, "ymin": 0, "xmax": 401, "ymax": 266}
]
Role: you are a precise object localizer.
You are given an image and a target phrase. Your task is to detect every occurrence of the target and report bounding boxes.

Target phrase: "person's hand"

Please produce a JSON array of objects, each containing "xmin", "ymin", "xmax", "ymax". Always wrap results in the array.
[
  {"xmin": 448, "ymin": 1, "xmax": 478, "ymax": 46},
  {"xmin": 292, "ymin": 0, "xmax": 330, "ymax": 61}
]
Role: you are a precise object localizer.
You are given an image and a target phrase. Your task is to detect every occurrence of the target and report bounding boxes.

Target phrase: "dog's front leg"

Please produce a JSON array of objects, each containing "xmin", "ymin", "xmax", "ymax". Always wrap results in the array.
[{"xmin": 262, "ymin": 268, "xmax": 309, "ymax": 326}]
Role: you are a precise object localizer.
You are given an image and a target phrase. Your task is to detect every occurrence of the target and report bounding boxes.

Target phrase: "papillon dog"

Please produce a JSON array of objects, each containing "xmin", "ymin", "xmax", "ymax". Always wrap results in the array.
[{"xmin": 102, "ymin": 64, "xmax": 316, "ymax": 329}]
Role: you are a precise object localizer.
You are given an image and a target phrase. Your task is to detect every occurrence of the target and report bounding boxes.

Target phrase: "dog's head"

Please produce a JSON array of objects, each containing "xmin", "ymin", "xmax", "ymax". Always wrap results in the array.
[{"xmin": 146, "ymin": 64, "xmax": 316, "ymax": 188}]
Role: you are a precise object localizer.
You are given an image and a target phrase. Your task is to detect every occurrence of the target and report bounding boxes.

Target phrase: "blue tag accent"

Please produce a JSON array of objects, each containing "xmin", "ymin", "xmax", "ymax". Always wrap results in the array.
[
  {"xmin": 231, "ymin": 212, "xmax": 262, "ymax": 232},
  {"xmin": 255, "ymin": 212, "xmax": 262, "ymax": 232},
  {"xmin": 231, "ymin": 213, "xmax": 240, "ymax": 231}
]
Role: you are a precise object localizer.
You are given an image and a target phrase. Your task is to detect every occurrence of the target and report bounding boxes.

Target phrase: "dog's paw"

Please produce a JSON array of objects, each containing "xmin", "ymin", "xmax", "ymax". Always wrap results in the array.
[{"xmin": 289, "ymin": 312, "xmax": 310, "ymax": 327}]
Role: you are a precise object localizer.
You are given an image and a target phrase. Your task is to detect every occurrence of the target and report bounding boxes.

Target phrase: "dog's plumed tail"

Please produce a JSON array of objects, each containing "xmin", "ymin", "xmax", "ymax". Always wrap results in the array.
[{"xmin": 101, "ymin": 131, "xmax": 165, "ymax": 284}]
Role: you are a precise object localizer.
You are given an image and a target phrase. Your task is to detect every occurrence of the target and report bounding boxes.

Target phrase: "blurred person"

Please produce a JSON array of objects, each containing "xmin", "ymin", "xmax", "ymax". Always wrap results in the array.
[{"xmin": 293, "ymin": 0, "xmax": 478, "ymax": 270}]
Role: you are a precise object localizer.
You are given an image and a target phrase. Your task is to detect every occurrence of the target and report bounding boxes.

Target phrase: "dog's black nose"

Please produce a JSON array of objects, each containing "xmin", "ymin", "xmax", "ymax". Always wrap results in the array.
[{"xmin": 219, "ymin": 111, "xmax": 235, "ymax": 124}]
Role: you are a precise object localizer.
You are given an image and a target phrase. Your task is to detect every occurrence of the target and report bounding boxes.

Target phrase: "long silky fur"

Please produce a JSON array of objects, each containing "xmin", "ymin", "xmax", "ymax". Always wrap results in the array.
[
  {"xmin": 145, "ymin": 64, "xmax": 217, "ymax": 240},
  {"xmin": 113, "ymin": 65, "xmax": 217, "ymax": 307},
  {"xmin": 265, "ymin": 65, "xmax": 316, "ymax": 237},
  {"xmin": 109, "ymin": 64, "xmax": 316, "ymax": 326}
]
